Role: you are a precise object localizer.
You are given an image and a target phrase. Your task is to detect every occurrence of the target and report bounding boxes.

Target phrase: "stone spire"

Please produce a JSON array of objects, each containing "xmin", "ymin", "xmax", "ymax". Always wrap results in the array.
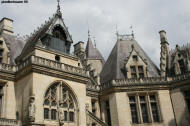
[{"xmin": 159, "ymin": 30, "xmax": 170, "ymax": 77}]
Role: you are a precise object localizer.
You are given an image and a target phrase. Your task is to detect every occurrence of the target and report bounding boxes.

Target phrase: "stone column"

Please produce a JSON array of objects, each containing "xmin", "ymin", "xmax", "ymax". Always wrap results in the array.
[{"xmin": 159, "ymin": 30, "xmax": 170, "ymax": 77}]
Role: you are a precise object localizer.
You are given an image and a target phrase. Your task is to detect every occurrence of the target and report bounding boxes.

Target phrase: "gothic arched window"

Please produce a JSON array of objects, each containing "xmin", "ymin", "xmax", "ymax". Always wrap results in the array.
[{"xmin": 43, "ymin": 82, "xmax": 76, "ymax": 123}]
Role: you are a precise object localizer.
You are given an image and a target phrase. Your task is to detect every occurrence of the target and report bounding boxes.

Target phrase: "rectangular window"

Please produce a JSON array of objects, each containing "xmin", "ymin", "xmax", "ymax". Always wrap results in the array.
[
  {"xmin": 92, "ymin": 101, "xmax": 96, "ymax": 115},
  {"xmin": 130, "ymin": 66, "xmax": 136, "ymax": 73},
  {"xmin": 131, "ymin": 73, "xmax": 137, "ymax": 78},
  {"xmin": 130, "ymin": 104, "xmax": 138, "ymax": 123},
  {"xmin": 0, "ymin": 40, "xmax": 2, "ymax": 45},
  {"xmin": 129, "ymin": 94, "xmax": 160, "ymax": 124},
  {"xmin": 64, "ymin": 111, "xmax": 67, "ymax": 121},
  {"xmin": 69, "ymin": 111, "xmax": 74, "ymax": 122},
  {"xmin": 151, "ymin": 103, "xmax": 159, "ymax": 122},
  {"xmin": 44, "ymin": 108, "xmax": 49, "ymax": 119},
  {"xmin": 51, "ymin": 109, "xmax": 57, "ymax": 120},
  {"xmin": 133, "ymin": 55, "xmax": 138, "ymax": 62},
  {"xmin": 106, "ymin": 100, "xmax": 112, "ymax": 126},
  {"xmin": 138, "ymin": 66, "xmax": 144, "ymax": 73},
  {"xmin": 141, "ymin": 103, "xmax": 149, "ymax": 123},
  {"xmin": 129, "ymin": 96, "xmax": 138, "ymax": 124},
  {"xmin": 139, "ymin": 73, "xmax": 144, "ymax": 78},
  {"xmin": 149, "ymin": 95, "xmax": 160, "ymax": 122},
  {"xmin": 131, "ymin": 66, "xmax": 137, "ymax": 78},
  {"xmin": 184, "ymin": 91, "xmax": 190, "ymax": 114}
]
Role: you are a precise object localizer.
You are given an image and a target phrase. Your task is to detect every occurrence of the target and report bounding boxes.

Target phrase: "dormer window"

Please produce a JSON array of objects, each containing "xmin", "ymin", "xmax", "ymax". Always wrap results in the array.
[
  {"xmin": 130, "ymin": 65, "xmax": 145, "ymax": 78},
  {"xmin": 52, "ymin": 26, "xmax": 66, "ymax": 41},
  {"xmin": 133, "ymin": 55, "xmax": 138, "ymax": 62},
  {"xmin": 130, "ymin": 66, "xmax": 137, "ymax": 78},
  {"xmin": 138, "ymin": 66, "xmax": 144, "ymax": 78},
  {"xmin": 138, "ymin": 66, "xmax": 143, "ymax": 73}
]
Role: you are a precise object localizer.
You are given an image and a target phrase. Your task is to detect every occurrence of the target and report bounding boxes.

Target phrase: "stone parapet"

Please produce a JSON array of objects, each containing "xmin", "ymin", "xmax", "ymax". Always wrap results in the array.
[
  {"xmin": 0, "ymin": 63, "xmax": 16, "ymax": 72},
  {"xmin": 15, "ymin": 55, "xmax": 88, "ymax": 77},
  {"xmin": 0, "ymin": 118, "xmax": 17, "ymax": 126}
]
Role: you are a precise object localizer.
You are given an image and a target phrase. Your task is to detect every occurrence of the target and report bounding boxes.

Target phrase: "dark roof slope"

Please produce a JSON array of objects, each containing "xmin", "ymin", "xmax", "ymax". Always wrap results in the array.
[
  {"xmin": 1, "ymin": 33, "xmax": 26, "ymax": 64},
  {"xmin": 85, "ymin": 37, "xmax": 105, "ymax": 65},
  {"xmin": 100, "ymin": 38, "xmax": 160, "ymax": 83}
]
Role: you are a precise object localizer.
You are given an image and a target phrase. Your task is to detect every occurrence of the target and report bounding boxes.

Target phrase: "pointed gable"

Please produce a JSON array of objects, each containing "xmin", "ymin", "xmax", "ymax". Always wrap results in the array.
[
  {"xmin": 16, "ymin": 8, "xmax": 73, "ymax": 62},
  {"xmin": 100, "ymin": 36, "xmax": 160, "ymax": 83}
]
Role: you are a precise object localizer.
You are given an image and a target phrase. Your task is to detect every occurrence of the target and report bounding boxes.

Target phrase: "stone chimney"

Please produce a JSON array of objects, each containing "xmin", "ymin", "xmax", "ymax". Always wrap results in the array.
[
  {"xmin": 0, "ymin": 17, "xmax": 14, "ymax": 35},
  {"xmin": 74, "ymin": 41, "xmax": 85, "ymax": 59},
  {"xmin": 159, "ymin": 30, "xmax": 170, "ymax": 77}
]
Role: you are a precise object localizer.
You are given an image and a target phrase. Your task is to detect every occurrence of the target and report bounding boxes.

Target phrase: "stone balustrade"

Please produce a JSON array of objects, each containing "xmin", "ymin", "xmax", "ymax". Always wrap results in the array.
[
  {"xmin": 0, "ymin": 118, "xmax": 17, "ymax": 126},
  {"xmin": 0, "ymin": 55, "xmax": 88, "ymax": 77},
  {"xmin": 31, "ymin": 56, "xmax": 87, "ymax": 76},
  {"xmin": 0, "ymin": 63, "xmax": 16, "ymax": 72},
  {"xmin": 87, "ymin": 84, "xmax": 100, "ymax": 92},
  {"xmin": 100, "ymin": 77, "xmax": 167, "ymax": 90},
  {"xmin": 171, "ymin": 72, "xmax": 190, "ymax": 81},
  {"xmin": 99, "ymin": 72, "xmax": 190, "ymax": 90}
]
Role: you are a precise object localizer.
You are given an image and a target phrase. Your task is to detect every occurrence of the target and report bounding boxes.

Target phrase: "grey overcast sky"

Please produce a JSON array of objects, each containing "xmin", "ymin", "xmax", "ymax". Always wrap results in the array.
[{"xmin": 1, "ymin": 0, "xmax": 190, "ymax": 67}]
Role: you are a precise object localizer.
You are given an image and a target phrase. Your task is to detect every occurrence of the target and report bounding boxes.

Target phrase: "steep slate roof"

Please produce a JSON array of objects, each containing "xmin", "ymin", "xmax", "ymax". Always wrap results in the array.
[
  {"xmin": 100, "ymin": 38, "xmax": 160, "ymax": 83},
  {"xmin": 16, "ymin": 7, "xmax": 73, "ymax": 62},
  {"xmin": 0, "ymin": 33, "xmax": 26, "ymax": 64},
  {"xmin": 85, "ymin": 37, "xmax": 105, "ymax": 65}
]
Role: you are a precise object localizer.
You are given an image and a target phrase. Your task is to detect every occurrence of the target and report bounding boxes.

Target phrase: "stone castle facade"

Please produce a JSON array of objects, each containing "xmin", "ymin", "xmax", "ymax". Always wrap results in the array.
[{"xmin": 0, "ymin": 3, "xmax": 190, "ymax": 126}]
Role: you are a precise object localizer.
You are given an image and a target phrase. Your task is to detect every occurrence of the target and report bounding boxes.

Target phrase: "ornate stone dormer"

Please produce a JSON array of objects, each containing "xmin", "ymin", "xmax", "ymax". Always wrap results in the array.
[
  {"xmin": 124, "ymin": 44, "xmax": 148, "ymax": 78},
  {"xmin": 159, "ymin": 30, "xmax": 170, "ymax": 77},
  {"xmin": 170, "ymin": 44, "xmax": 190, "ymax": 75}
]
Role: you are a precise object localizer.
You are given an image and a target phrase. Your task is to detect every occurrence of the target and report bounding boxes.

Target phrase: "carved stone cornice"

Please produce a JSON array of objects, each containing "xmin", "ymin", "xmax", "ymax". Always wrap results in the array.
[
  {"xmin": 15, "ymin": 55, "xmax": 89, "ymax": 84},
  {"xmin": 0, "ymin": 70, "xmax": 15, "ymax": 81}
]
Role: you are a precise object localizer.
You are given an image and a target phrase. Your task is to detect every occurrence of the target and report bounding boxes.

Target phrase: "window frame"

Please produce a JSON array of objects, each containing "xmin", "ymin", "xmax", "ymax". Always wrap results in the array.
[
  {"xmin": 43, "ymin": 82, "xmax": 76, "ymax": 123},
  {"xmin": 128, "ymin": 93, "xmax": 162, "ymax": 124}
]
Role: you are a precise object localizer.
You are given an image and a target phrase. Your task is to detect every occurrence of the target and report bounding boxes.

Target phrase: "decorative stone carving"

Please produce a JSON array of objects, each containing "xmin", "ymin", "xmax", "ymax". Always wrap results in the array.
[
  {"xmin": 159, "ymin": 30, "xmax": 170, "ymax": 77},
  {"xmin": 28, "ymin": 95, "xmax": 35, "ymax": 122},
  {"xmin": 58, "ymin": 107, "xmax": 64, "ymax": 125}
]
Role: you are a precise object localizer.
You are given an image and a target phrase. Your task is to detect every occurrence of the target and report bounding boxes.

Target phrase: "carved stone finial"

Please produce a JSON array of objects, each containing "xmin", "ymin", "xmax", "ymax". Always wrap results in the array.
[
  {"xmin": 111, "ymin": 80, "xmax": 116, "ymax": 85},
  {"xmin": 56, "ymin": 0, "xmax": 62, "ymax": 17}
]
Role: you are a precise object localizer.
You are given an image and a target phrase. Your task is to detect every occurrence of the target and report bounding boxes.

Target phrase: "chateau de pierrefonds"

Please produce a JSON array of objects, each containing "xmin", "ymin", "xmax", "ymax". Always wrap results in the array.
[{"xmin": 0, "ymin": 2, "xmax": 190, "ymax": 126}]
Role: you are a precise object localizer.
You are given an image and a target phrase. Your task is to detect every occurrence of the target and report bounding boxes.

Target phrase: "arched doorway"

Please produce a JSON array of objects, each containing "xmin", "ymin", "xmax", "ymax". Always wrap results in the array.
[{"xmin": 43, "ymin": 81, "xmax": 78, "ymax": 126}]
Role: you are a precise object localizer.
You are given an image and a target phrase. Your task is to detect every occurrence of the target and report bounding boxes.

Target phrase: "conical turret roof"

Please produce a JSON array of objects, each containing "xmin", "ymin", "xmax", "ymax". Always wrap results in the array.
[{"xmin": 85, "ymin": 35, "xmax": 105, "ymax": 65}]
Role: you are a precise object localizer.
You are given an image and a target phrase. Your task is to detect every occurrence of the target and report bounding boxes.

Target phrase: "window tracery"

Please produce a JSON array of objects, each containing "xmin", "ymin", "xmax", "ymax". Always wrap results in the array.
[{"xmin": 43, "ymin": 82, "xmax": 76, "ymax": 123}]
